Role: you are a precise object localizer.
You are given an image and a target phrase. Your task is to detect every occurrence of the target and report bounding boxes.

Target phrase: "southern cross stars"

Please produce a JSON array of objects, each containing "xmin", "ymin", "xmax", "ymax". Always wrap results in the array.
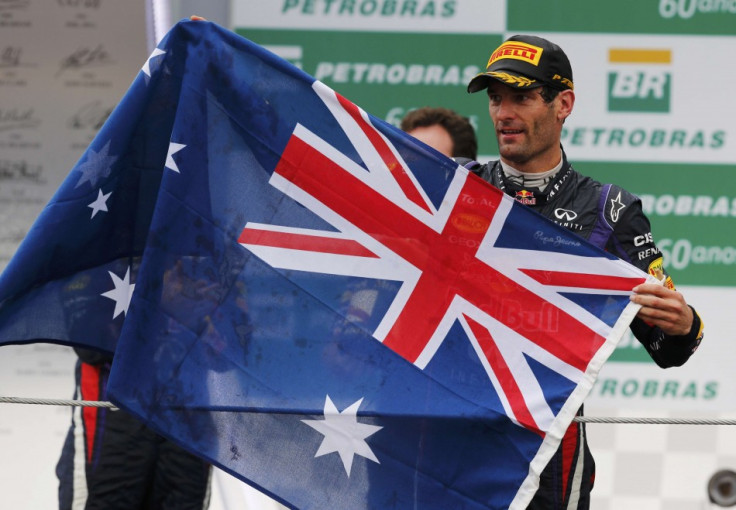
[
  {"xmin": 142, "ymin": 48, "xmax": 166, "ymax": 78},
  {"xmin": 101, "ymin": 267, "xmax": 135, "ymax": 319},
  {"xmin": 302, "ymin": 395, "xmax": 382, "ymax": 477},
  {"xmin": 88, "ymin": 189, "xmax": 111, "ymax": 218},
  {"xmin": 75, "ymin": 140, "xmax": 118, "ymax": 189},
  {"xmin": 165, "ymin": 142, "xmax": 186, "ymax": 173}
]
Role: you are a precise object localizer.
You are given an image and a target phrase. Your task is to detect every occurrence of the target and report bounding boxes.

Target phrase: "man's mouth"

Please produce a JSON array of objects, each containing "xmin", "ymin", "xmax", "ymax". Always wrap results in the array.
[{"xmin": 499, "ymin": 128, "xmax": 524, "ymax": 135}]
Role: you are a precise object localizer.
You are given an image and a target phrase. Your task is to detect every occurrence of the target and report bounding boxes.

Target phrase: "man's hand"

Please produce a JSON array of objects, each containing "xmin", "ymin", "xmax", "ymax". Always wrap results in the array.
[{"xmin": 630, "ymin": 283, "xmax": 694, "ymax": 336}]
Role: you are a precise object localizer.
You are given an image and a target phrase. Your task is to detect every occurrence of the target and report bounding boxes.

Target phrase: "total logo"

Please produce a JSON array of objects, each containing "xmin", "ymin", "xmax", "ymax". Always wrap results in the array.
[{"xmin": 607, "ymin": 48, "xmax": 671, "ymax": 113}]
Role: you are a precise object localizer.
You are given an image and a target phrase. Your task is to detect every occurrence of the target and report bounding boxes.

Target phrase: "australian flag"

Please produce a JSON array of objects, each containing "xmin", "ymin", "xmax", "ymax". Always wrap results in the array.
[{"xmin": 0, "ymin": 20, "xmax": 652, "ymax": 509}]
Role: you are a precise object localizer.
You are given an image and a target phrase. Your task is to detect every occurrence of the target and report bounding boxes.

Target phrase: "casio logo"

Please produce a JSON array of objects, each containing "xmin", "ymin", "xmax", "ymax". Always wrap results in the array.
[
  {"xmin": 634, "ymin": 232, "xmax": 653, "ymax": 246},
  {"xmin": 554, "ymin": 208, "xmax": 578, "ymax": 221}
]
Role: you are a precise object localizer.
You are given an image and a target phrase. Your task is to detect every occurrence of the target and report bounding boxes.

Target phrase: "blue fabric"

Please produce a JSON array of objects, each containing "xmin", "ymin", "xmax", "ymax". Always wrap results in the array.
[{"xmin": 0, "ymin": 20, "xmax": 649, "ymax": 509}]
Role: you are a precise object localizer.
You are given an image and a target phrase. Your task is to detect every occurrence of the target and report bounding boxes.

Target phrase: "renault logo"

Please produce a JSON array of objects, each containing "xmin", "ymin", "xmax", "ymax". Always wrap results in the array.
[{"xmin": 554, "ymin": 208, "xmax": 578, "ymax": 221}]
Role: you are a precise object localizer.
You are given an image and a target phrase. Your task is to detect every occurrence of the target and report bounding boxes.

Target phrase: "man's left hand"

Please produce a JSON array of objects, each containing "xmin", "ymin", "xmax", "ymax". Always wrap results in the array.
[{"xmin": 631, "ymin": 283, "xmax": 693, "ymax": 336}]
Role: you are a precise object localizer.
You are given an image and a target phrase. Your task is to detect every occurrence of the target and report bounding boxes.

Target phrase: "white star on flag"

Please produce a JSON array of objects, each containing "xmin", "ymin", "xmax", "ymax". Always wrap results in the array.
[
  {"xmin": 142, "ymin": 48, "xmax": 166, "ymax": 77},
  {"xmin": 75, "ymin": 140, "xmax": 118, "ymax": 189},
  {"xmin": 302, "ymin": 395, "xmax": 382, "ymax": 477},
  {"xmin": 88, "ymin": 189, "xmax": 111, "ymax": 218},
  {"xmin": 165, "ymin": 142, "xmax": 186, "ymax": 173},
  {"xmin": 101, "ymin": 267, "xmax": 135, "ymax": 319}
]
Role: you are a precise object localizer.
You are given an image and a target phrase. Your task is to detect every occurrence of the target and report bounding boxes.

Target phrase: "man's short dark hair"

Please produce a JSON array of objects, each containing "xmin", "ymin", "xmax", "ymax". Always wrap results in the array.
[
  {"xmin": 400, "ymin": 106, "xmax": 478, "ymax": 160},
  {"xmin": 539, "ymin": 86, "xmax": 561, "ymax": 104}
]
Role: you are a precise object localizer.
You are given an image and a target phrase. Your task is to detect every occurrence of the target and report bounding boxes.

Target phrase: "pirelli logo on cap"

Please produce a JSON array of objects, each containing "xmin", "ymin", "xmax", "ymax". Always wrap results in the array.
[{"xmin": 487, "ymin": 41, "xmax": 543, "ymax": 68}]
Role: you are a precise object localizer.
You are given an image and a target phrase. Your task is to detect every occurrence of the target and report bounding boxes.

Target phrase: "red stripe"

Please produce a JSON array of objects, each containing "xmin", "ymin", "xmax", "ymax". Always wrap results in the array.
[
  {"xmin": 335, "ymin": 93, "xmax": 432, "ymax": 213},
  {"xmin": 79, "ymin": 362, "xmax": 101, "ymax": 464},
  {"xmin": 274, "ymin": 136, "xmax": 604, "ymax": 373},
  {"xmin": 560, "ymin": 420, "xmax": 580, "ymax": 504},
  {"xmin": 521, "ymin": 269, "xmax": 645, "ymax": 291},
  {"xmin": 239, "ymin": 227, "xmax": 378, "ymax": 258},
  {"xmin": 466, "ymin": 315, "xmax": 543, "ymax": 436}
]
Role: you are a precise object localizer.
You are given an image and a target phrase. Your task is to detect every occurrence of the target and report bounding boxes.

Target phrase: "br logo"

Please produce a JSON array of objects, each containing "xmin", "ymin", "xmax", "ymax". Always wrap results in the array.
[{"xmin": 607, "ymin": 48, "xmax": 671, "ymax": 113}]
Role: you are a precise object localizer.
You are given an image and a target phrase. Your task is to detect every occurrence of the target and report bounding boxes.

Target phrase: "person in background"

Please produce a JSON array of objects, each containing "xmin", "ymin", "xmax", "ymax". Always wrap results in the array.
[
  {"xmin": 463, "ymin": 34, "xmax": 704, "ymax": 509},
  {"xmin": 400, "ymin": 106, "xmax": 478, "ymax": 160}
]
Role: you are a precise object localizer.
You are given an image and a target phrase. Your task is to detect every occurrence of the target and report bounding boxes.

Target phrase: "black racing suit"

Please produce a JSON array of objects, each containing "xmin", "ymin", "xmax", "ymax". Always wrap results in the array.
[
  {"xmin": 56, "ymin": 348, "xmax": 212, "ymax": 510},
  {"xmin": 459, "ymin": 149, "xmax": 704, "ymax": 510}
]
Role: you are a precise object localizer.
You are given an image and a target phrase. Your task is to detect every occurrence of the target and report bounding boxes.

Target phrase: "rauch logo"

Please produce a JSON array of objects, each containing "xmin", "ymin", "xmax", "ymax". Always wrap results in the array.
[{"xmin": 607, "ymin": 48, "xmax": 671, "ymax": 113}]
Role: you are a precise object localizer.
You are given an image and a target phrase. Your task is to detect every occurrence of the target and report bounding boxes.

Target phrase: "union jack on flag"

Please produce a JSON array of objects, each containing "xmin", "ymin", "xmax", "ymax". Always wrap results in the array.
[
  {"xmin": 240, "ymin": 80, "xmax": 646, "ymax": 439},
  {"xmin": 0, "ymin": 20, "xmax": 650, "ymax": 510}
]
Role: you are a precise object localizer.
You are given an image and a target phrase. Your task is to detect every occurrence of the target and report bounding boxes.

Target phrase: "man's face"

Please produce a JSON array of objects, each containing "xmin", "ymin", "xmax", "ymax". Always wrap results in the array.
[{"xmin": 486, "ymin": 81, "xmax": 570, "ymax": 172}]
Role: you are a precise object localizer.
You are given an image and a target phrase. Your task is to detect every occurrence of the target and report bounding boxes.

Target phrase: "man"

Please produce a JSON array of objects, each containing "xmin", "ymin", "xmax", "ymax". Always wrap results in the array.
[
  {"xmin": 464, "ymin": 35, "xmax": 704, "ymax": 509},
  {"xmin": 400, "ymin": 106, "xmax": 478, "ymax": 159}
]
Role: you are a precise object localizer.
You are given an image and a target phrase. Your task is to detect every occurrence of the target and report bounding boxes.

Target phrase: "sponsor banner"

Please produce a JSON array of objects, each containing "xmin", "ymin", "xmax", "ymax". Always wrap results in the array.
[
  {"xmin": 589, "ymin": 286, "xmax": 734, "ymax": 412},
  {"xmin": 581, "ymin": 161, "xmax": 736, "ymax": 287},
  {"xmin": 232, "ymin": 0, "xmax": 505, "ymax": 33},
  {"xmin": 0, "ymin": 0, "xmax": 148, "ymax": 272},
  {"xmin": 508, "ymin": 0, "xmax": 736, "ymax": 35},
  {"xmin": 540, "ymin": 33, "xmax": 736, "ymax": 164},
  {"xmin": 235, "ymin": 28, "xmax": 501, "ymax": 154}
]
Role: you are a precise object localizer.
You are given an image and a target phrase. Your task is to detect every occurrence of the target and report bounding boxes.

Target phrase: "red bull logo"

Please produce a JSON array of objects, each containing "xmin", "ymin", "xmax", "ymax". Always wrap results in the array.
[{"xmin": 515, "ymin": 189, "xmax": 536, "ymax": 205}]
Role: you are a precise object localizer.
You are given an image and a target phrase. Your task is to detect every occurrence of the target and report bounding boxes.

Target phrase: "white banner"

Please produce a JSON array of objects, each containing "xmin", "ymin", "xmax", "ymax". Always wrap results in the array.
[
  {"xmin": 0, "ymin": 0, "xmax": 149, "ymax": 271},
  {"xmin": 232, "ymin": 0, "xmax": 505, "ymax": 32}
]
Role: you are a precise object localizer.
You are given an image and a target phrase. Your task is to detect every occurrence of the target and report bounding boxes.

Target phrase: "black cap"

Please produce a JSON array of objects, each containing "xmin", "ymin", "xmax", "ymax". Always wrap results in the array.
[{"xmin": 467, "ymin": 35, "xmax": 574, "ymax": 93}]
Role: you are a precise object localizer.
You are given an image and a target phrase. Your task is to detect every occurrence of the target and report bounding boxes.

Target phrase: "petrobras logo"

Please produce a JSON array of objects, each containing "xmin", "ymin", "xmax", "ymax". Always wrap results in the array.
[
  {"xmin": 640, "ymin": 193, "xmax": 736, "ymax": 218},
  {"xmin": 233, "ymin": 0, "xmax": 504, "ymax": 33},
  {"xmin": 487, "ymin": 41, "xmax": 542, "ymax": 68},
  {"xmin": 314, "ymin": 61, "xmax": 480, "ymax": 86},
  {"xmin": 607, "ymin": 48, "xmax": 672, "ymax": 113},
  {"xmin": 280, "ymin": 0, "xmax": 458, "ymax": 19}
]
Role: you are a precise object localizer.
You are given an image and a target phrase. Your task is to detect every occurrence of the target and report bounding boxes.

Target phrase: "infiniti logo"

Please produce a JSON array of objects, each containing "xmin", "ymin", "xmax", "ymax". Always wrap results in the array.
[{"xmin": 554, "ymin": 208, "xmax": 578, "ymax": 221}]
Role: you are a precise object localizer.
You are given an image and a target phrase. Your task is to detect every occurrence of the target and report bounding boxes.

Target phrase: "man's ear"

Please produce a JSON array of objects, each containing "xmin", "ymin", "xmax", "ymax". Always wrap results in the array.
[{"xmin": 557, "ymin": 89, "xmax": 575, "ymax": 122}]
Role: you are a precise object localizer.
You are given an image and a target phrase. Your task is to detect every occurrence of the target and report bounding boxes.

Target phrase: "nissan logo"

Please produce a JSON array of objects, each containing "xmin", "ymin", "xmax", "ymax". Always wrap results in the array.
[{"xmin": 554, "ymin": 208, "xmax": 578, "ymax": 221}]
